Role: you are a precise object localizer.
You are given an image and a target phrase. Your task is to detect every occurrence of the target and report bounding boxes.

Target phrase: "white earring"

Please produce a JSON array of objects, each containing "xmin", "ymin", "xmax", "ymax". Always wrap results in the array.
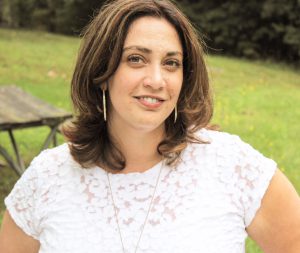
[
  {"xmin": 174, "ymin": 104, "xmax": 177, "ymax": 123},
  {"xmin": 102, "ymin": 88, "xmax": 107, "ymax": 121}
]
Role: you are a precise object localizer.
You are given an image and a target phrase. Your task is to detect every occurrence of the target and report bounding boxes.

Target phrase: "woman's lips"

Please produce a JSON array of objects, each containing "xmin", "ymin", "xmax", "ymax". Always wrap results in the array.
[{"xmin": 134, "ymin": 96, "xmax": 164, "ymax": 109}]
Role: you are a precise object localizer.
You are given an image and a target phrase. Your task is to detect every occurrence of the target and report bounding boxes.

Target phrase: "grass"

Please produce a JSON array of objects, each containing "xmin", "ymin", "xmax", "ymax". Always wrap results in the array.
[
  {"xmin": 0, "ymin": 28, "xmax": 299, "ymax": 252},
  {"xmin": 208, "ymin": 56, "xmax": 300, "ymax": 187}
]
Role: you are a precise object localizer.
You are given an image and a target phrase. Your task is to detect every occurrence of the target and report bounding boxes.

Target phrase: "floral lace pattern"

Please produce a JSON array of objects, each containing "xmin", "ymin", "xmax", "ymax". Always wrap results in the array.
[{"xmin": 5, "ymin": 129, "xmax": 277, "ymax": 253}]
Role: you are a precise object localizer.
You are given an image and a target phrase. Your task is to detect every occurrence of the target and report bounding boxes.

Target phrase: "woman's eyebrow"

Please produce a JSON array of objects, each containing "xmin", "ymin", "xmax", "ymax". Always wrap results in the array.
[
  {"xmin": 123, "ymin": 46, "xmax": 151, "ymax": 54},
  {"xmin": 123, "ymin": 45, "xmax": 182, "ymax": 57},
  {"xmin": 166, "ymin": 51, "xmax": 183, "ymax": 57}
]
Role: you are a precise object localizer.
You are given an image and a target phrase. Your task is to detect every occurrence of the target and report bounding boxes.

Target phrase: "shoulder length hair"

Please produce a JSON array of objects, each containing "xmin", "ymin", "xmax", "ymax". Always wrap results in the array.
[{"xmin": 63, "ymin": 0, "xmax": 213, "ymax": 171}]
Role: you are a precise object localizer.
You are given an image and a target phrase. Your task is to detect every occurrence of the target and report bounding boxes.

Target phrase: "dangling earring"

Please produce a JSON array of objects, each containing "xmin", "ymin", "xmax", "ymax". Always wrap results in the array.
[
  {"xmin": 174, "ymin": 104, "xmax": 177, "ymax": 123},
  {"xmin": 102, "ymin": 88, "xmax": 107, "ymax": 121}
]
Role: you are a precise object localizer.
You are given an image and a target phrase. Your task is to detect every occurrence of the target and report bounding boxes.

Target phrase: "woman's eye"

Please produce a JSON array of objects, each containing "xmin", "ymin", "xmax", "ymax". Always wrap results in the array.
[
  {"xmin": 128, "ymin": 55, "xmax": 143, "ymax": 63},
  {"xmin": 165, "ymin": 60, "xmax": 181, "ymax": 68}
]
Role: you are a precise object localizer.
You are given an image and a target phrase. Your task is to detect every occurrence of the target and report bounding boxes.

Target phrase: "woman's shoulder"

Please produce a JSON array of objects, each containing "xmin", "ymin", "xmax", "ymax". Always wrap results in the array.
[
  {"xmin": 5, "ymin": 143, "xmax": 81, "ymax": 208},
  {"xmin": 32, "ymin": 142, "xmax": 70, "ymax": 163},
  {"xmin": 193, "ymin": 128, "xmax": 245, "ymax": 149},
  {"xmin": 189, "ymin": 128, "xmax": 277, "ymax": 170},
  {"xmin": 25, "ymin": 142, "xmax": 78, "ymax": 179},
  {"xmin": 4, "ymin": 143, "xmax": 79, "ymax": 239},
  {"xmin": 196, "ymin": 128, "xmax": 241, "ymax": 141},
  {"xmin": 189, "ymin": 128, "xmax": 277, "ymax": 227}
]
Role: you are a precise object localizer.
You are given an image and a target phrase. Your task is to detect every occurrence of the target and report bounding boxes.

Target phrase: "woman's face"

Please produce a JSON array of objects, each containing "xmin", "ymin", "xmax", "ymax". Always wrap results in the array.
[{"xmin": 108, "ymin": 16, "xmax": 183, "ymax": 133}]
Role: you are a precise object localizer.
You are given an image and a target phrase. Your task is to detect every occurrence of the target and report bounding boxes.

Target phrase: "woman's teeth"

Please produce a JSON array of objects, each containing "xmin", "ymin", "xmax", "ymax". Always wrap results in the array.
[{"xmin": 140, "ymin": 97, "xmax": 160, "ymax": 104}]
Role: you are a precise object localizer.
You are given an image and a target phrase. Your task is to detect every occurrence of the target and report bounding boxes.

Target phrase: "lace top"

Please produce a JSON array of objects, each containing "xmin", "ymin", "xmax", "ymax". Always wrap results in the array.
[{"xmin": 5, "ymin": 129, "xmax": 277, "ymax": 253}]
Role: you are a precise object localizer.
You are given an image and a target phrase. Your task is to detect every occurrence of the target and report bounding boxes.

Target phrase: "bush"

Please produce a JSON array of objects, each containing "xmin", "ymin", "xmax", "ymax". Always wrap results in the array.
[
  {"xmin": 0, "ymin": 0, "xmax": 104, "ymax": 34},
  {"xmin": 176, "ymin": 0, "xmax": 300, "ymax": 64}
]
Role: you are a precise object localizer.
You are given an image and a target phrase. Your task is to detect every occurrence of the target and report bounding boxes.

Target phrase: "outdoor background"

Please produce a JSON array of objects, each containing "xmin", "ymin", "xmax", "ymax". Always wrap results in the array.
[{"xmin": 0, "ymin": 1, "xmax": 299, "ymax": 252}]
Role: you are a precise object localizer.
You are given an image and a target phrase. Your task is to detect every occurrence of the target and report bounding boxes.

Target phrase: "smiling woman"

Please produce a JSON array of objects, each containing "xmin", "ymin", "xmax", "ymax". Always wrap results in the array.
[
  {"xmin": 63, "ymin": 0, "xmax": 212, "ymax": 172},
  {"xmin": 108, "ymin": 17, "xmax": 183, "ymax": 147},
  {"xmin": 0, "ymin": 0, "xmax": 300, "ymax": 253}
]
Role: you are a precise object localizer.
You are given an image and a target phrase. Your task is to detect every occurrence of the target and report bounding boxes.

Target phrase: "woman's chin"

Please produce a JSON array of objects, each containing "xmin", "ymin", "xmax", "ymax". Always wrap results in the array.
[{"xmin": 130, "ymin": 121, "xmax": 165, "ymax": 133}]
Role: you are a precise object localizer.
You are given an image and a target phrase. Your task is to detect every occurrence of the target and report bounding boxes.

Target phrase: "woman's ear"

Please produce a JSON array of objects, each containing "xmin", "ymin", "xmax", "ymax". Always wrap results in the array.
[{"xmin": 100, "ymin": 82, "xmax": 108, "ymax": 91}]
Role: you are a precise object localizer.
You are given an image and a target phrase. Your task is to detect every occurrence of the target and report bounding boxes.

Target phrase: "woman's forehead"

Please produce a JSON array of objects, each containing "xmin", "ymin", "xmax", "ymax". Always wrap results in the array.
[{"xmin": 123, "ymin": 16, "xmax": 183, "ymax": 53}]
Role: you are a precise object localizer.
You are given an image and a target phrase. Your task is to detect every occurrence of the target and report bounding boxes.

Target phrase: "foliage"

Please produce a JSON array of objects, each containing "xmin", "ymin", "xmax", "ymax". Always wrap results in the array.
[
  {"xmin": 0, "ymin": 0, "xmax": 105, "ymax": 34},
  {"xmin": 176, "ymin": 0, "xmax": 300, "ymax": 64}
]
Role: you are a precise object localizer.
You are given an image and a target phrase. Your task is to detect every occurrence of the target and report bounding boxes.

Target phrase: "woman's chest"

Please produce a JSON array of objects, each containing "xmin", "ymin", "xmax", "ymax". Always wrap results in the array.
[{"xmin": 38, "ymin": 172, "xmax": 247, "ymax": 253}]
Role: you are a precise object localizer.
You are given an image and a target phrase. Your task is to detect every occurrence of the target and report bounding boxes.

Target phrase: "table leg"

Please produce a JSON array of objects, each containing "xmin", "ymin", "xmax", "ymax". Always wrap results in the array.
[
  {"xmin": 8, "ymin": 129, "xmax": 25, "ymax": 172},
  {"xmin": 41, "ymin": 125, "xmax": 58, "ymax": 151},
  {"xmin": 53, "ymin": 131, "xmax": 57, "ymax": 146},
  {"xmin": 0, "ymin": 144, "xmax": 23, "ymax": 176}
]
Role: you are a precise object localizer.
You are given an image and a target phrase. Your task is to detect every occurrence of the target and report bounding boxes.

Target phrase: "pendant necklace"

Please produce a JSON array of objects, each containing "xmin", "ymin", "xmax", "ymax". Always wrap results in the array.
[{"xmin": 106, "ymin": 161, "xmax": 164, "ymax": 253}]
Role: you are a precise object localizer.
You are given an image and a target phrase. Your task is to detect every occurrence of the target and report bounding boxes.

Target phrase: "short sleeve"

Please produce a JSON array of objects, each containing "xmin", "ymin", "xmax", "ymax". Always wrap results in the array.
[
  {"xmin": 233, "ymin": 136, "xmax": 277, "ymax": 228},
  {"xmin": 4, "ymin": 155, "xmax": 43, "ymax": 240}
]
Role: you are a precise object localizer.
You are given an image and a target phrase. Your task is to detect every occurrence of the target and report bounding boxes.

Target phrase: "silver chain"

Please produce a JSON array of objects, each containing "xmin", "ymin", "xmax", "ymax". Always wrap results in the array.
[{"xmin": 106, "ymin": 161, "xmax": 164, "ymax": 253}]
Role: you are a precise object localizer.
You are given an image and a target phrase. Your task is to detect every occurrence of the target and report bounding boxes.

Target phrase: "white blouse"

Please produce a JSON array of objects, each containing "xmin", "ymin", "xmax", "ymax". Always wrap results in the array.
[{"xmin": 5, "ymin": 129, "xmax": 276, "ymax": 253}]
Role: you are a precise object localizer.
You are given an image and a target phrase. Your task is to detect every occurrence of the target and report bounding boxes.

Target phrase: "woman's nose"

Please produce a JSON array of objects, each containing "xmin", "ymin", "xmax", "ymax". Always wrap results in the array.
[{"xmin": 143, "ymin": 64, "xmax": 166, "ymax": 90}]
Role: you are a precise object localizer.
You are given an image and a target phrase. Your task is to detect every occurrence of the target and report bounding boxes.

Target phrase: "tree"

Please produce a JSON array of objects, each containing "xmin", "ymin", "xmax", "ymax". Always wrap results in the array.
[
  {"xmin": 176, "ymin": 0, "xmax": 300, "ymax": 63},
  {"xmin": 0, "ymin": 0, "xmax": 106, "ymax": 34}
]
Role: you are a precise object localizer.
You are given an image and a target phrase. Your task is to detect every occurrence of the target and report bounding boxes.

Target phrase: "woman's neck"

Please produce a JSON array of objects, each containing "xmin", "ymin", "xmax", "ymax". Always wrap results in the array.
[{"xmin": 108, "ymin": 123, "xmax": 165, "ymax": 173}]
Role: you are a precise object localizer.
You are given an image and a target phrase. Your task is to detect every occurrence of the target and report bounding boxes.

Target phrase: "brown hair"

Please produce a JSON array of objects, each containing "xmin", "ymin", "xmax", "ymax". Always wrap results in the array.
[{"xmin": 63, "ymin": 0, "xmax": 213, "ymax": 171}]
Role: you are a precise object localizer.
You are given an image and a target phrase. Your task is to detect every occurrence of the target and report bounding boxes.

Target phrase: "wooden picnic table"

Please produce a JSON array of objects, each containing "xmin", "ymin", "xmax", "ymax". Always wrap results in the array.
[{"xmin": 0, "ymin": 85, "xmax": 72, "ymax": 175}]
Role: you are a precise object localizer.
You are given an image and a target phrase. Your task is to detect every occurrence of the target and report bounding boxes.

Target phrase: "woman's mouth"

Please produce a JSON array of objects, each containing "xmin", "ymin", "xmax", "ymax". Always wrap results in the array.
[{"xmin": 134, "ymin": 96, "xmax": 165, "ymax": 109}]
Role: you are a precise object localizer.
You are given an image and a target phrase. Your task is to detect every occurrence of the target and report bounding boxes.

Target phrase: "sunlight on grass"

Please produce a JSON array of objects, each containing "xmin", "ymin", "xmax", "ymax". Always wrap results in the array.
[{"xmin": 207, "ymin": 56, "xmax": 300, "ymax": 188}]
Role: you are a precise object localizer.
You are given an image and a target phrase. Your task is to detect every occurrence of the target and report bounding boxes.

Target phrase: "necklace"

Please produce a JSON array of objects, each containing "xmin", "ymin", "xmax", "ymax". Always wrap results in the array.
[{"xmin": 106, "ymin": 161, "xmax": 164, "ymax": 253}]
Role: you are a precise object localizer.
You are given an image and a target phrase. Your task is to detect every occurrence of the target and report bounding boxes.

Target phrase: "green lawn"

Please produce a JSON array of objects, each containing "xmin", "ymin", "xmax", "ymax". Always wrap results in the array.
[{"xmin": 0, "ymin": 28, "xmax": 299, "ymax": 252}]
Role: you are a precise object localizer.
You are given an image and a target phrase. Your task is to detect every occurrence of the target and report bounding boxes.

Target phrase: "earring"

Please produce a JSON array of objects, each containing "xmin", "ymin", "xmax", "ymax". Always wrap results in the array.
[
  {"xmin": 102, "ymin": 88, "xmax": 107, "ymax": 121},
  {"xmin": 174, "ymin": 104, "xmax": 177, "ymax": 123}
]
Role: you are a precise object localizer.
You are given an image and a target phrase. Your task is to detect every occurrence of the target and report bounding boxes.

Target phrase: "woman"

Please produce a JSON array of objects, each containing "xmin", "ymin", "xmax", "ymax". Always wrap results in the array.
[{"xmin": 1, "ymin": 0, "xmax": 300, "ymax": 252}]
